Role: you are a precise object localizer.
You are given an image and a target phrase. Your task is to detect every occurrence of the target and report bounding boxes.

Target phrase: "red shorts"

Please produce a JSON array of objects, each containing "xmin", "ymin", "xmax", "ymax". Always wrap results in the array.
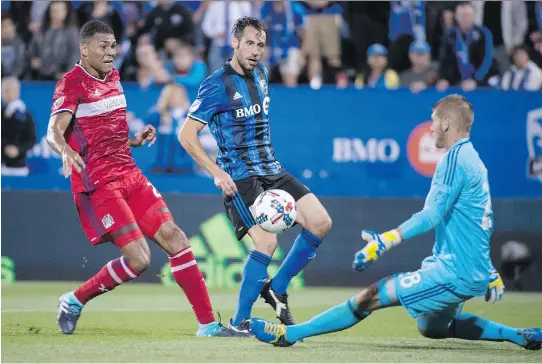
[{"xmin": 74, "ymin": 171, "xmax": 173, "ymax": 248}]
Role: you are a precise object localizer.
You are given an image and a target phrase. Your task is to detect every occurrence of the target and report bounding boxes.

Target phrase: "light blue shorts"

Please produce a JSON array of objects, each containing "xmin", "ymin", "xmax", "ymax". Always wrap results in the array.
[{"xmin": 387, "ymin": 262, "xmax": 474, "ymax": 320}]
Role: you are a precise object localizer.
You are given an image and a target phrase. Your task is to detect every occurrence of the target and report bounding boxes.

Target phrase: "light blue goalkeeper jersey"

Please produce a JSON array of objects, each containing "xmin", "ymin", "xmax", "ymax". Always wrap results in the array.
[{"xmin": 399, "ymin": 138, "xmax": 494, "ymax": 296}]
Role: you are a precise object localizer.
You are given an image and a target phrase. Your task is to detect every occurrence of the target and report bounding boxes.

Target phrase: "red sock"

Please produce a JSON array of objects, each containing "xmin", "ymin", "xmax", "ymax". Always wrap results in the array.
[
  {"xmin": 74, "ymin": 257, "xmax": 140, "ymax": 304},
  {"xmin": 170, "ymin": 247, "xmax": 215, "ymax": 324}
]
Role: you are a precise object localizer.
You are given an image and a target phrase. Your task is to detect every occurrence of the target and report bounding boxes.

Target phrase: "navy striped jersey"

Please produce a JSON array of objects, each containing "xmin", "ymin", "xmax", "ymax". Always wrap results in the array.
[{"xmin": 188, "ymin": 61, "xmax": 282, "ymax": 180}]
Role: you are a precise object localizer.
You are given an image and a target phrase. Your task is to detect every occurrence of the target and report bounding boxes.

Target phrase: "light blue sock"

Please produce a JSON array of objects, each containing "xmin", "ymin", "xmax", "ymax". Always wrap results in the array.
[
  {"xmin": 286, "ymin": 296, "xmax": 369, "ymax": 343},
  {"xmin": 271, "ymin": 229, "xmax": 322, "ymax": 295},
  {"xmin": 232, "ymin": 250, "xmax": 271, "ymax": 326},
  {"xmin": 453, "ymin": 313, "xmax": 524, "ymax": 346}
]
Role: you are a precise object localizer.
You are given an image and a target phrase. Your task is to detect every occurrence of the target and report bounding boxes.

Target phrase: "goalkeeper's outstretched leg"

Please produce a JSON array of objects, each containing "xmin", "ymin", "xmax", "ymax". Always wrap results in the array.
[
  {"xmin": 250, "ymin": 273, "xmax": 542, "ymax": 350},
  {"xmin": 250, "ymin": 277, "xmax": 398, "ymax": 346}
]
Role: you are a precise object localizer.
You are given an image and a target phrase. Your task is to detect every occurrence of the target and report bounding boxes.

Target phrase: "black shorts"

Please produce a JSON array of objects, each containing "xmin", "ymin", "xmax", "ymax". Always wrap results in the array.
[{"xmin": 224, "ymin": 171, "xmax": 311, "ymax": 240}]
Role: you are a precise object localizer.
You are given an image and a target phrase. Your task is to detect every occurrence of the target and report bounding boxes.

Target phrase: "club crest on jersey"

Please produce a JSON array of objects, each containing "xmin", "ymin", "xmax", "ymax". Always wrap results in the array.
[
  {"xmin": 53, "ymin": 96, "xmax": 65, "ymax": 111},
  {"xmin": 102, "ymin": 214, "xmax": 114, "ymax": 229},
  {"xmin": 189, "ymin": 99, "xmax": 201, "ymax": 113},
  {"xmin": 115, "ymin": 81, "xmax": 124, "ymax": 93},
  {"xmin": 259, "ymin": 79, "xmax": 268, "ymax": 95}
]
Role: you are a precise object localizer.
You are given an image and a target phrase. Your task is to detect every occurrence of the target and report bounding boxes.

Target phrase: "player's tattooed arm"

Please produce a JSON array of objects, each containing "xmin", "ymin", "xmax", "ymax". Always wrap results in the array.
[
  {"xmin": 179, "ymin": 118, "xmax": 238, "ymax": 196},
  {"xmin": 47, "ymin": 111, "xmax": 85, "ymax": 177}
]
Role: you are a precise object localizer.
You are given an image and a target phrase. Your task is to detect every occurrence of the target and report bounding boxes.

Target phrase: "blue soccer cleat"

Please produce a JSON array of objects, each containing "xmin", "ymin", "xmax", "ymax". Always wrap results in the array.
[
  {"xmin": 520, "ymin": 328, "xmax": 542, "ymax": 350},
  {"xmin": 250, "ymin": 318, "xmax": 293, "ymax": 347},
  {"xmin": 57, "ymin": 291, "xmax": 83, "ymax": 334}
]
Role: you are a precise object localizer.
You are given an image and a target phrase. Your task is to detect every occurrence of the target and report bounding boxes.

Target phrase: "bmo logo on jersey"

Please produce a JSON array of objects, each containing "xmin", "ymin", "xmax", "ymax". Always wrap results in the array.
[{"xmin": 234, "ymin": 96, "xmax": 270, "ymax": 118}]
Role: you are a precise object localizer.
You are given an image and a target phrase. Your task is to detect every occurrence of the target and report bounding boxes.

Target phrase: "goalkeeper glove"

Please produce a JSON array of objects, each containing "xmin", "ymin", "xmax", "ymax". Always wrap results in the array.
[
  {"xmin": 485, "ymin": 267, "xmax": 504, "ymax": 303},
  {"xmin": 352, "ymin": 229, "xmax": 402, "ymax": 272}
]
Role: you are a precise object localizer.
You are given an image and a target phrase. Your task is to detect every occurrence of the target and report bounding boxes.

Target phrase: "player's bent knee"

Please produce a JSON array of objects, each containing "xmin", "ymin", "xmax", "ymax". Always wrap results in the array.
[
  {"xmin": 154, "ymin": 221, "xmax": 189, "ymax": 254},
  {"xmin": 355, "ymin": 283, "xmax": 379, "ymax": 310},
  {"xmin": 124, "ymin": 252, "xmax": 150, "ymax": 273},
  {"xmin": 249, "ymin": 226, "xmax": 278, "ymax": 256},
  {"xmin": 417, "ymin": 327, "xmax": 448, "ymax": 339},
  {"xmin": 311, "ymin": 213, "xmax": 332, "ymax": 237},
  {"xmin": 121, "ymin": 239, "xmax": 151, "ymax": 273}
]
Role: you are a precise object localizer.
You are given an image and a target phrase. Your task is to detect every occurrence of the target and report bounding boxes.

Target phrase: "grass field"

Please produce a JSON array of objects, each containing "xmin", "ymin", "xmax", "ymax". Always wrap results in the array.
[{"xmin": 2, "ymin": 282, "xmax": 542, "ymax": 362}]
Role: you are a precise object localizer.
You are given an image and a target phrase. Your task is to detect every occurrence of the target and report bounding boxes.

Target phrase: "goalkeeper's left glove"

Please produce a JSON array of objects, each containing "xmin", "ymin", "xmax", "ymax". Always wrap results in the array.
[
  {"xmin": 485, "ymin": 267, "xmax": 504, "ymax": 303},
  {"xmin": 352, "ymin": 229, "xmax": 402, "ymax": 272}
]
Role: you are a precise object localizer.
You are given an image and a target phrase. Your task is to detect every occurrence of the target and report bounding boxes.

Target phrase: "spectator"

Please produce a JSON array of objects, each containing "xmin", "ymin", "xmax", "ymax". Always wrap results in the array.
[
  {"xmin": 344, "ymin": 2, "xmax": 390, "ymax": 87},
  {"xmin": 261, "ymin": 0, "xmax": 305, "ymax": 87},
  {"xmin": 300, "ymin": 1, "xmax": 347, "ymax": 89},
  {"xmin": 525, "ymin": 1, "xmax": 542, "ymax": 68},
  {"xmin": 138, "ymin": 0, "xmax": 195, "ymax": 51},
  {"xmin": 436, "ymin": 2, "xmax": 499, "ymax": 92},
  {"xmin": 1, "ymin": 77, "xmax": 36, "ymax": 177},
  {"xmin": 7, "ymin": 1, "xmax": 50, "ymax": 44},
  {"xmin": 135, "ymin": 43, "xmax": 171, "ymax": 89},
  {"xmin": 76, "ymin": 1, "xmax": 124, "ymax": 43},
  {"xmin": 166, "ymin": 43, "xmax": 207, "ymax": 90},
  {"xmin": 27, "ymin": 1, "xmax": 79, "ymax": 81},
  {"xmin": 1, "ymin": 15, "xmax": 26, "ymax": 79},
  {"xmin": 202, "ymin": 0, "xmax": 253, "ymax": 72},
  {"xmin": 472, "ymin": 0, "xmax": 528, "ymax": 74},
  {"xmin": 500, "ymin": 46, "xmax": 542, "ymax": 91},
  {"xmin": 387, "ymin": 1, "xmax": 427, "ymax": 74},
  {"xmin": 355, "ymin": 43, "xmax": 400, "ymax": 89},
  {"xmin": 146, "ymin": 83, "xmax": 192, "ymax": 174},
  {"xmin": 146, "ymin": 83, "xmax": 217, "ymax": 175},
  {"xmin": 184, "ymin": 1, "xmax": 210, "ymax": 57},
  {"xmin": 28, "ymin": 1, "xmax": 51, "ymax": 35},
  {"xmin": 400, "ymin": 40, "xmax": 438, "ymax": 93},
  {"xmin": 425, "ymin": 2, "xmax": 456, "ymax": 61}
]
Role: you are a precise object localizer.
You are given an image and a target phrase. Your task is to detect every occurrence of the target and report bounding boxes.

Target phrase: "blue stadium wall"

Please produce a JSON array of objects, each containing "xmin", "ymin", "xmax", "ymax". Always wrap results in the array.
[{"xmin": 2, "ymin": 84, "xmax": 542, "ymax": 290}]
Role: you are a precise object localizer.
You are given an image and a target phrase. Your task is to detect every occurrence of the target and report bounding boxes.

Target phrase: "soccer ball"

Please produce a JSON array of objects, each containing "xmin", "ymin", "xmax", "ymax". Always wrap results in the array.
[{"xmin": 253, "ymin": 189, "xmax": 297, "ymax": 234}]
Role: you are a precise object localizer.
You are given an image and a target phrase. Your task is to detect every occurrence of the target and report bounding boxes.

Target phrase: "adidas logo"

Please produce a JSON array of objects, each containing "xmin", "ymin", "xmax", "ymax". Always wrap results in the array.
[
  {"xmin": 160, "ymin": 213, "xmax": 304, "ymax": 289},
  {"xmin": 233, "ymin": 92, "xmax": 242, "ymax": 100}
]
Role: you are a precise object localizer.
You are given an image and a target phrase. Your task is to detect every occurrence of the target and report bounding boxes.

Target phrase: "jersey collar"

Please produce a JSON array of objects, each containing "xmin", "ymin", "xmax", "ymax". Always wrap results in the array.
[
  {"xmin": 75, "ymin": 63, "xmax": 111, "ymax": 82},
  {"xmin": 451, "ymin": 137, "xmax": 471, "ymax": 150},
  {"xmin": 224, "ymin": 60, "xmax": 254, "ymax": 79}
]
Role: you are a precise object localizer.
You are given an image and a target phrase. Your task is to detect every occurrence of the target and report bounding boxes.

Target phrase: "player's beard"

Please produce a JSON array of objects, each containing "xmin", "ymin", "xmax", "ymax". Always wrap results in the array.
[
  {"xmin": 435, "ymin": 127, "xmax": 446, "ymax": 149},
  {"xmin": 237, "ymin": 55, "xmax": 255, "ymax": 76}
]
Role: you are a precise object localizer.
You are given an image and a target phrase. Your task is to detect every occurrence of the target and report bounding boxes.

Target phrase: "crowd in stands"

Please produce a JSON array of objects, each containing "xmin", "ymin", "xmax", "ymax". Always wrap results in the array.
[{"xmin": 2, "ymin": 0, "xmax": 542, "ymax": 92}]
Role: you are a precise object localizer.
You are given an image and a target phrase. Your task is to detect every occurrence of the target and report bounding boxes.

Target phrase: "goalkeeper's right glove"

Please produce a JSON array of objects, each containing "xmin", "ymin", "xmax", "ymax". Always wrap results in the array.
[{"xmin": 352, "ymin": 230, "xmax": 401, "ymax": 272}]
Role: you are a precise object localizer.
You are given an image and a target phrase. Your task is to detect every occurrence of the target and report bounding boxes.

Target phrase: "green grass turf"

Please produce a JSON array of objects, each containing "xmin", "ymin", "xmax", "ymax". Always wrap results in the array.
[{"xmin": 2, "ymin": 282, "xmax": 541, "ymax": 362}]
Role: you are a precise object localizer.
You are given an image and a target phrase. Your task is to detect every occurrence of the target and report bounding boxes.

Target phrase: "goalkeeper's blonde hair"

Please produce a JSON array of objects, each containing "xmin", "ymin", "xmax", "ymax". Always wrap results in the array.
[{"xmin": 432, "ymin": 94, "xmax": 474, "ymax": 133}]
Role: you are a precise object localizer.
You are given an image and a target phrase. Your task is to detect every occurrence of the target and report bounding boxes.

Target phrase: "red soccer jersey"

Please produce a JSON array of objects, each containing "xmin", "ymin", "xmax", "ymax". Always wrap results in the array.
[{"xmin": 50, "ymin": 64, "xmax": 139, "ymax": 194}]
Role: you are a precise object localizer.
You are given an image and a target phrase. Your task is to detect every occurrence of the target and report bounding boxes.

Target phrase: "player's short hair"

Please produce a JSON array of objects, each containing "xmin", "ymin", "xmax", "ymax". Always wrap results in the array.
[
  {"xmin": 432, "ymin": 94, "xmax": 474, "ymax": 132},
  {"xmin": 232, "ymin": 17, "xmax": 266, "ymax": 40},
  {"xmin": 80, "ymin": 20, "xmax": 114, "ymax": 43}
]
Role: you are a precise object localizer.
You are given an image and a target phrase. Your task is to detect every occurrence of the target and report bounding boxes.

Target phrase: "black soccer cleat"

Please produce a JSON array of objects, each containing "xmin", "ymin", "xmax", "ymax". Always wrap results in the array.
[
  {"xmin": 196, "ymin": 321, "xmax": 252, "ymax": 338},
  {"xmin": 260, "ymin": 279, "xmax": 296, "ymax": 326},
  {"xmin": 228, "ymin": 318, "xmax": 254, "ymax": 337},
  {"xmin": 57, "ymin": 292, "xmax": 83, "ymax": 334}
]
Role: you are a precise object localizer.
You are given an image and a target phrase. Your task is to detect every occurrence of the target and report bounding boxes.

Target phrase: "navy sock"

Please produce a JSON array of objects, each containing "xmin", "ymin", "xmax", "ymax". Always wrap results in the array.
[
  {"xmin": 232, "ymin": 250, "xmax": 271, "ymax": 326},
  {"xmin": 271, "ymin": 229, "xmax": 322, "ymax": 294},
  {"xmin": 452, "ymin": 313, "xmax": 524, "ymax": 346},
  {"xmin": 286, "ymin": 296, "xmax": 369, "ymax": 343}
]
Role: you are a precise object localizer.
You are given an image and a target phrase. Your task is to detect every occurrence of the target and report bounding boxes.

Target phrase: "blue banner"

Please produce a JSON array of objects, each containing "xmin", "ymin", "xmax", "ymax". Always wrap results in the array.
[{"xmin": 3, "ymin": 82, "xmax": 542, "ymax": 198}]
